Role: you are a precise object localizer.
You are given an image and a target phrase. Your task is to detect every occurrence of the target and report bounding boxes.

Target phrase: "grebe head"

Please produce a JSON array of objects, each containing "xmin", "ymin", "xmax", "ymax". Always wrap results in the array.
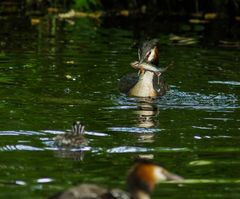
[
  {"xmin": 127, "ymin": 159, "xmax": 183, "ymax": 198},
  {"xmin": 72, "ymin": 121, "xmax": 85, "ymax": 135},
  {"xmin": 48, "ymin": 159, "xmax": 183, "ymax": 199},
  {"xmin": 138, "ymin": 39, "xmax": 159, "ymax": 66}
]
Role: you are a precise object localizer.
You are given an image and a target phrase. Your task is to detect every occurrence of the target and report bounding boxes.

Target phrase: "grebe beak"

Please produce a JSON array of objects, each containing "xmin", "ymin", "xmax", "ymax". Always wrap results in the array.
[
  {"xmin": 159, "ymin": 168, "xmax": 184, "ymax": 182},
  {"xmin": 164, "ymin": 171, "xmax": 184, "ymax": 181}
]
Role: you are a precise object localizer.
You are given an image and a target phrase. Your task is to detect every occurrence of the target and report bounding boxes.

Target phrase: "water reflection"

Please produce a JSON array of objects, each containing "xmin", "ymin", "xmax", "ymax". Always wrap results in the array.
[
  {"xmin": 134, "ymin": 98, "xmax": 159, "ymax": 128},
  {"xmin": 54, "ymin": 149, "xmax": 86, "ymax": 161},
  {"xmin": 134, "ymin": 98, "xmax": 159, "ymax": 143},
  {"xmin": 108, "ymin": 97, "xmax": 161, "ymax": 145},
  {"xmin": 137, "ymin": 134, "xmax": 155, "ymax": 143},
  {"xmin": 110, "ymin": 95, "xmax": 162, "ymax": 136}
]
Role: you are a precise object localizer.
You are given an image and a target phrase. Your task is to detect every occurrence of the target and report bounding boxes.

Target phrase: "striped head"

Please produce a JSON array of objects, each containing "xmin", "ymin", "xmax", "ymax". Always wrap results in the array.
[{"xmin": 72, "ymin": 121, "xmax": 85, "ymax": 135}]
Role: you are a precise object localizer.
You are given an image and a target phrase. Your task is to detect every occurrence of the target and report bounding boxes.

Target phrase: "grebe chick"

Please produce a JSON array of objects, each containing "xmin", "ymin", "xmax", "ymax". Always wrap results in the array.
[
  {"xmin": 48, "ymin": 159, "xmax": 183, "ymax": 199},
  {"xmin": 54, "ymin": 121, "xmax": 88, "ymax": 148}
]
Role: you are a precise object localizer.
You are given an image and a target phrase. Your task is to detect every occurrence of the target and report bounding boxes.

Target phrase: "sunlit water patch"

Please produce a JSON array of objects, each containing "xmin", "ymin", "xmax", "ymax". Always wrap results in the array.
[
  {"xmin": 0, "ymin": 144, "xmax": 43, "ymax": 151},
  {"xmin": 208, "ymin": 80, "xmax": 240, "ymax": 86},
  {"xmin": 0, "ymin": 131, "xmax": 45, "ymax": 136},
  {"xmin": 36, "ymin": 178, "xmax": 54, "ymax": 184},
  {"xmin": 108, "ymin": 127, "xmax": 161, "ymax": 133},
  {"xmin": 107, "ymin": 146, "xmax": 152, "ymax": 153},
  {"xmin": 42, "ymin": 130, "xmax": 109, "ymax": 137}
]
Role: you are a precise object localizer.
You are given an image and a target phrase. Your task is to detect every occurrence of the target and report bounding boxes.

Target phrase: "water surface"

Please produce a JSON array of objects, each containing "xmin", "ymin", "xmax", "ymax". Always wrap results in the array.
[{"xmin": 0, "ymin": 17, "xmax": 240, "ymax": 199}]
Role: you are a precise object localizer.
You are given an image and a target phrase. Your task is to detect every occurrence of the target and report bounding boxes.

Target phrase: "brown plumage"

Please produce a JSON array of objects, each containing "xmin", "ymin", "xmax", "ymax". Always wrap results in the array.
[{"xmin": 48, "ymin": 159, "xmax": 183, "ymax": 199}]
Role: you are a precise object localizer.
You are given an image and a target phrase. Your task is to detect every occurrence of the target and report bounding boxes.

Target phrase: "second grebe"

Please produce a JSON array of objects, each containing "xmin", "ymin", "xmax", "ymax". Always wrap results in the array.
[{"xmin": 48, "ymin": 159, "xmax": 183, "ymax": 199}]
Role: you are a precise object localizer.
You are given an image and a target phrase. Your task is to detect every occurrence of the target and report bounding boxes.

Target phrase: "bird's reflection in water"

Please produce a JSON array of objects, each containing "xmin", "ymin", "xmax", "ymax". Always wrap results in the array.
[
  {"xmin": 54, "ymin": 149, "xmax": 85, "ymax": 161},
  {"xmin": 134, "ymin": 98, "xmax": 159, "ymax": 143},
  {"xmin": 137, "ymin": 134, "xmax": 155, "ymax": 143},
  {"xmin": 135, "ymin": 98, "xmax": 159, "ymax": 128},
  {"xmin": 137, "ymin": 154, "xmax": 154, "ymax": 160}
]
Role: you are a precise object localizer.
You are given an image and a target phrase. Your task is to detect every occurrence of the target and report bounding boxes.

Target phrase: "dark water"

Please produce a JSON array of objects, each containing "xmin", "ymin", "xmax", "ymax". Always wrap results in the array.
[{"xmin": 0, "ymin": 17, "xmax": 240, "ymax": 199}]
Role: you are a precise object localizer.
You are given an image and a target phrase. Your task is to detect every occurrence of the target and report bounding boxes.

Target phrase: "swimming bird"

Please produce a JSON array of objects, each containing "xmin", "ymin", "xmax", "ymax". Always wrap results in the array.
[
  {"xmin": 48, "ymin": 159, "xmax": 183, "ymax": 199},
  {"xmin": 119, "ymin": 39, "xmax": 169, "ymax": 98},
  {"xmin": 54, "ymin": 121, "xmax": 88, "ymax": 148}
]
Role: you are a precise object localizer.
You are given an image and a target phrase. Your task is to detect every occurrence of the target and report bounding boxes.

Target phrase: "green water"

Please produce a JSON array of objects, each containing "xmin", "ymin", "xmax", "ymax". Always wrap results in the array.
[{"xmin": 0, "ymin": 17, "xmax": 240, "ymax": 199}]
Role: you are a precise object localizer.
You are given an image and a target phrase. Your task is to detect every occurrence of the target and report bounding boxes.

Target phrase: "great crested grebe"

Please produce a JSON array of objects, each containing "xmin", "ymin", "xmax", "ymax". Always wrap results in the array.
[
  {"xmin": 48, "ymin": 159, "xmax": 183, "ymax": 199},
  {"xmin": 54, "ymin": 121, "xmax": 88, "ymax": 148},
  {"xmin": 119, "ymin": 39, "xmax": 169, "ymax": 98}
]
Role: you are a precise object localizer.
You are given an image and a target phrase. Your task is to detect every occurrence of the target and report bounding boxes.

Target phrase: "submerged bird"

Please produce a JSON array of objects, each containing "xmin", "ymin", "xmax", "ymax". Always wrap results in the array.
[
  {"xmin": 48, "ymin": 159, "xmax": 183, "ymax": 199},
  {"xmin": 54, "ymin": 121, "xmax": 88, "ymax": 148},
  {"xmin": 119, "ymin": 39, "xmax": 169, "ymax": 97}
]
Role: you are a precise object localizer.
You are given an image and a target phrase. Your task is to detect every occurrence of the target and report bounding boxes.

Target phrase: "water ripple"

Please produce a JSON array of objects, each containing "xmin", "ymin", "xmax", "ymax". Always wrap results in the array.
[
  {"xmin": 0, "ymin": 145, "xmax": 43, "ymax": 151},
  {"xmin": 108, "ymin": 127, "xmax": 161, "ymax": 133},
  {"xmin": 112, "ymin": 89, "xmax": 239, "ymax": 111},
  {"xmin": 158, "ymin": 90, "xmax": 238, "ymax": 110},
  {"xmin": 36, "ymin": 178, "xmax": 54, "ymax": 183},
  {"xmin": 0, "ymin": 131, "xmax": 45, "ymax": 136},
  {"xmin": 107, "ymin": 146, "xmax": 152, "ymax": 153},
  {"xmin": 15, "ymin": 180, "xmax": 27, "ymax": 186},
  {"xmin": 208, "ymin": 80, "xmax": 240, "ymax": 86},
  {"xmin": 42, "ymin": 130, "xmax": 108, "ymax": 136},
  {"xmin": 165, "ymin": 179, "xmax": 240, "ymax": 184}
]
